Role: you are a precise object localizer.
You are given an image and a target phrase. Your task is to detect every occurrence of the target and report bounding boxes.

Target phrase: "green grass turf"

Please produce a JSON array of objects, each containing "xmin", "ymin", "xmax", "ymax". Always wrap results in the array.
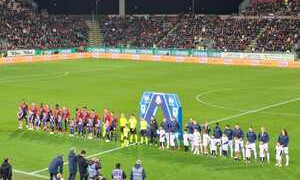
[{"xmin": 0, "ymin": 58, "xmax": 300, "ymax": 180}]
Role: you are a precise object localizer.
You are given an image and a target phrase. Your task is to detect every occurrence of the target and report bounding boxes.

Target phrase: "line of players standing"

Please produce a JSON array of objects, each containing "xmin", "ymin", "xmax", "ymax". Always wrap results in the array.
[
  {"xmin": 17, "ymin": 101, "xmax": 289, "ymax": 166},
  {"xmin": 17, "ymin": 101, "xmax": 121, "ymax": 142},
  {"xmin": 182, "ymin": 119, "xmax": 289, "ymax": 166}
]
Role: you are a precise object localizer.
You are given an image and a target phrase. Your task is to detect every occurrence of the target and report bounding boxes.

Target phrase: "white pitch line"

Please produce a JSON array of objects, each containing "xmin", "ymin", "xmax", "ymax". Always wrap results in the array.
[
  {"xmin": 13, "ymin": 169, "xmax": 48, "ymax": 179},
  {"xmin": 31, "ymin": 144, "xmax": 135, "ymax": 175},
  {"xmin": 196, "ymin": 90, "xmax": 300, "ymax": 117},
  {"xmin": 207, "ymin": 97, "xmax": 300, "ymax": 124}
]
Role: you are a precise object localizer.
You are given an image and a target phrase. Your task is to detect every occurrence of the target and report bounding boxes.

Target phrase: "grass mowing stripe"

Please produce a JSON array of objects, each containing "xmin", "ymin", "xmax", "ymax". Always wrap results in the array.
[
  {"xmin": 13, "ymin": 169, "xmax": 48, "ymax": 179},
  {"xmin": 31, "ymin": 144, "xmax": 135, "ymax": 175}
]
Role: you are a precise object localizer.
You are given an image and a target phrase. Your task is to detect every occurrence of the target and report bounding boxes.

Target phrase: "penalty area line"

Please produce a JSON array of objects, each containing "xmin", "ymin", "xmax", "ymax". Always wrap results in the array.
[
  {"xmin": 30, "ymin": 143, "xmax": 135, "ymax": 175},
  {"xmin": 13, "ymin": 169, "xmax": 48, "ymax": 179},
  {"xmin": 208, "ymin": 97, "xmax": 300, "ymax": 125}
]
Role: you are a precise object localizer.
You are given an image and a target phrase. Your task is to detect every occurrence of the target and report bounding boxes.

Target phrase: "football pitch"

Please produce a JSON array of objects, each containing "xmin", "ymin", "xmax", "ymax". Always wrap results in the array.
[{"xmin": 0, "ymin": 58, "xmax": 300, "ymax": 180}]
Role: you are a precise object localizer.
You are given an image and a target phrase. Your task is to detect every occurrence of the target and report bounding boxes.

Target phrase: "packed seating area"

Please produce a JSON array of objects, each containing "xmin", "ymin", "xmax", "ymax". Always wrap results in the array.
[
  {"xmin": 254, "ymin": 18, "xmax": 300, "ymax": 52},
  {"xmin": 101, "ymin": 15, "xmax": 299, "ymax": 52},
  {"xmin": 158, "ymin": 15, "xmax": 268, "ymax": 51},
  {"xmin": 100, "ymin": 16, "xmax": 175, "ymax": 48},
  {"xmin": 1, "ymin": 0, "xmax": 299, "ymax": 53},
  {"xmin": 0, "ymin": 0, "xmax": 88, "ymax": 50},
  {"xmin": 242, "ymin": 0, "xmax": 300, "ymax": 16}
]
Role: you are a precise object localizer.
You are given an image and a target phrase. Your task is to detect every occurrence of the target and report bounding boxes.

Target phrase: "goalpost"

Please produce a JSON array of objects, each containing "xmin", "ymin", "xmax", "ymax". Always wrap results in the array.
[{"xmin": 139, "ymin": 92, "xmax": 183, "ymax": 138}]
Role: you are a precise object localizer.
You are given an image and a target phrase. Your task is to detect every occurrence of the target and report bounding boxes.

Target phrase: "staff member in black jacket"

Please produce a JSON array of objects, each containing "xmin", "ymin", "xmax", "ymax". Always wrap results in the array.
[
  {"xmin": 77, "ymin": 149, "xmax": 89, "ymax": 180},
  {"xmin": 68, "ymin": 148, "xmax": 78, "ymax": 180},
  {"xmin": 150, "ymin": 116, "xmax": 158, "ymax": 145},
  {"xmin": 0, "ymin": 158, "xmax": 12, "ymax": 180}
]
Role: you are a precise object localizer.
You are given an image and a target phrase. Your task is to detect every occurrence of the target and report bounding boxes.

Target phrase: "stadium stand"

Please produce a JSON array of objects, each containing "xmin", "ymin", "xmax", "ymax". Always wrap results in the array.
[
  {"xmin": 242, "ymin": 0, "xmax": 300, "ymax": 16},
  {"xmin": 0, "ymin": 0, "xmax": 89, "ymax": 50},
  {"xmin": 100, "ymin": 15, "xmax": 175, "ymax": 48},
  {"xmin": 0, "ymin": 0, "xmax": 299, "ymax": 53}
]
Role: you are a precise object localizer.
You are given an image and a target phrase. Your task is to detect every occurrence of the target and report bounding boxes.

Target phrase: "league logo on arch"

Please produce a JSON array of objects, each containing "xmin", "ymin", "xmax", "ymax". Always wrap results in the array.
[{"xmin": 139, "ymin": 92, "xmax": 183, "ymax": 137}]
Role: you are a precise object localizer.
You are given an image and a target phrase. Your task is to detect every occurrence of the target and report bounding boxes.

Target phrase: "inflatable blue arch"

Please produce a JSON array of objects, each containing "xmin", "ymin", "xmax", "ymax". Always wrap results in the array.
[{"xmin": 139, "ymin": 92, "xmax": 183, "ymax": 137}]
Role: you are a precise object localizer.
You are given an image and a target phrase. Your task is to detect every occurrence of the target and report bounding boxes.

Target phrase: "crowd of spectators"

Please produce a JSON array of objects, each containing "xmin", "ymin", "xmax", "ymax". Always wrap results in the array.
[
  {"xmin": 254, "ymin": 18, "xmax": 300, "ymax": 52},
  {"xmin": 100, "ymin": 15, "xmax": 175, "ymax": 48},
  {"xmin": 0, "ymin": 0, "xmax": 299, "ymax": 53},
  {"xmin": 158, "ymin": 15, "xmax": 268, "ymax": 51},
  {"xmin": 242, "ymin": 1, "xmax": 300, "ymax": 16},
  {"xmin": 0, "ymin": 0, "xmax": 88, "ymax": 50}
]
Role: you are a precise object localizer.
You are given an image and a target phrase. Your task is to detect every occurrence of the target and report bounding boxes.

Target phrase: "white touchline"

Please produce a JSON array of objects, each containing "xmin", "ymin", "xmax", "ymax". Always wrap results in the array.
[
  {"xmin": 207, "ymin": 97, "xmax": 300, "ymax": 125},
  {"xmin": 30, "ymin": 144, "xmax": 135, "ymax": 175},
  {"xmin": 13, "ymin": 169, "xmax": 48, "ymax": 179}
]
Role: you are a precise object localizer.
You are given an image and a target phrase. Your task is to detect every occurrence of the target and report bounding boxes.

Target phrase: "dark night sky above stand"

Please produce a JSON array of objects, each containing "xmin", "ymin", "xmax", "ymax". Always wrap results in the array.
[{"xmin": 34, "ymin": 0, "xmax": 244, "ymax": 15}]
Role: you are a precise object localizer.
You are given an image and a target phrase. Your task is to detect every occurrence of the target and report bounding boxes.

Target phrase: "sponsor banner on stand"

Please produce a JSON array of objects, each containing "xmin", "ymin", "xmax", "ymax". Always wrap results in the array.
[
  {"xmin": 7, "ymin": 49, "xmax": 35, "ymax": 57},
  {"xmin": 222, "ymin": 52, "xmax": 295, "ymax": 61}
]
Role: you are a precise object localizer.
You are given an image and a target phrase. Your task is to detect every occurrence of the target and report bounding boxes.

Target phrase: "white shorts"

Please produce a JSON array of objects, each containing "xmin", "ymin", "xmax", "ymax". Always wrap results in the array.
[
  {"xmin": 259, "ymin": 145, "xmax": 265, "ymax": 157},
  {"xmin": 260, "ymin": 143, "xmax": 268, "ymax": 151},
  {"xmin": 245, "ymin": 148, "xmax": 251, "ymax": 158},
  {"xmin": 234, "ymin": 139, "xmax": 244, "ymax": 152},
  {"xmin": 215, "ymin": 138, "xmax": 221, "ymax": 146},
  {"xmin": 248, "ymin": 143, "xmax": 256, "ymax": 151},
  {"xmin": 202, "ymin": 134, "xmax": 210, "ymax": 147},
  {"xmin": 282, "ymin": 147, "xmax": 288, "ymax": 154},
  {"xmin": 170, "ymin": 134, "xmax": 175, "ymax": 146},
  {"xmin": 165, "ymin": 133, "xmax": 170, "ymax": 142},
  {"xmin": 222, "ymin": 144, "xmax": 229, "ymax": 151},
  {"xmin": 189, "ymin": 134, "xmax": 194, "ymax": 142}
]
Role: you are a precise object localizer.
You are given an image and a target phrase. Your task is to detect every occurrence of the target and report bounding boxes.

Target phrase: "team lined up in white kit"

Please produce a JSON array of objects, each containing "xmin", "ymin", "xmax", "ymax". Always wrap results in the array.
[{"xmin": 158, "ymin": 119, "xmax": 289, "ymax": 166}]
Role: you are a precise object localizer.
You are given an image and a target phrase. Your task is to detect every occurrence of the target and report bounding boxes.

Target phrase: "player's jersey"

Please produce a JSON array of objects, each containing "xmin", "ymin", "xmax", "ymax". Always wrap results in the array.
[
  {"xmin": 278, "ymin": 135, "xmax": 289, "ymax": 147},
  {"xmin": 63, "ymin": 109, "xmax": 70, "ymax": 120},
  {"xmin": 140, "ymin": 120, "xmax": 148, "ymax": 130},
  {"xmin": 246, "ymin": 131, "xmax": 257, "ymax": 143},
  {"xmin": 214, "ymin": 126, "xmax": 222, "ymax": 139},
  {"xmin": 128, "ymin": 117, "xmax": 137, "ymax": 129},
  {"xmin": 233, "ymin": 128, "xmax": 244, "ymax": 139},
  {"xmin": 224, "ymin": 128, "xmax": 233, "ymax": 140},
  {"xmin": 258, "ymin": 132, "xmax": 269, "ymax": 143},
  {"xmin": 119, "ymin": 117, "xmax": 128, "ymax": 127}
]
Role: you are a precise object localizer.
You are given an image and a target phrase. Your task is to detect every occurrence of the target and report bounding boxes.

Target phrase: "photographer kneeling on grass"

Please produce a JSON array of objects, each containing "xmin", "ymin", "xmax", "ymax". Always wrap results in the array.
[{"xmin": 48, "ymin": 155, "xmax": 64, "ymax": 180}]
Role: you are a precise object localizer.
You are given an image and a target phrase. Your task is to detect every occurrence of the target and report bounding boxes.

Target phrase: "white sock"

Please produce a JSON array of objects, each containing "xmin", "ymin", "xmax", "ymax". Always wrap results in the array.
[
  {"xmin": 253, "ymin": 150, "xmax": 257, "ymax": 161},
  {"xmin": 267, "ymin": 152, "xmax": 270, "ymax": 163},
  {"xmin": 286, "ymin": 154, "xmax": 289, "ymax": 165}
]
